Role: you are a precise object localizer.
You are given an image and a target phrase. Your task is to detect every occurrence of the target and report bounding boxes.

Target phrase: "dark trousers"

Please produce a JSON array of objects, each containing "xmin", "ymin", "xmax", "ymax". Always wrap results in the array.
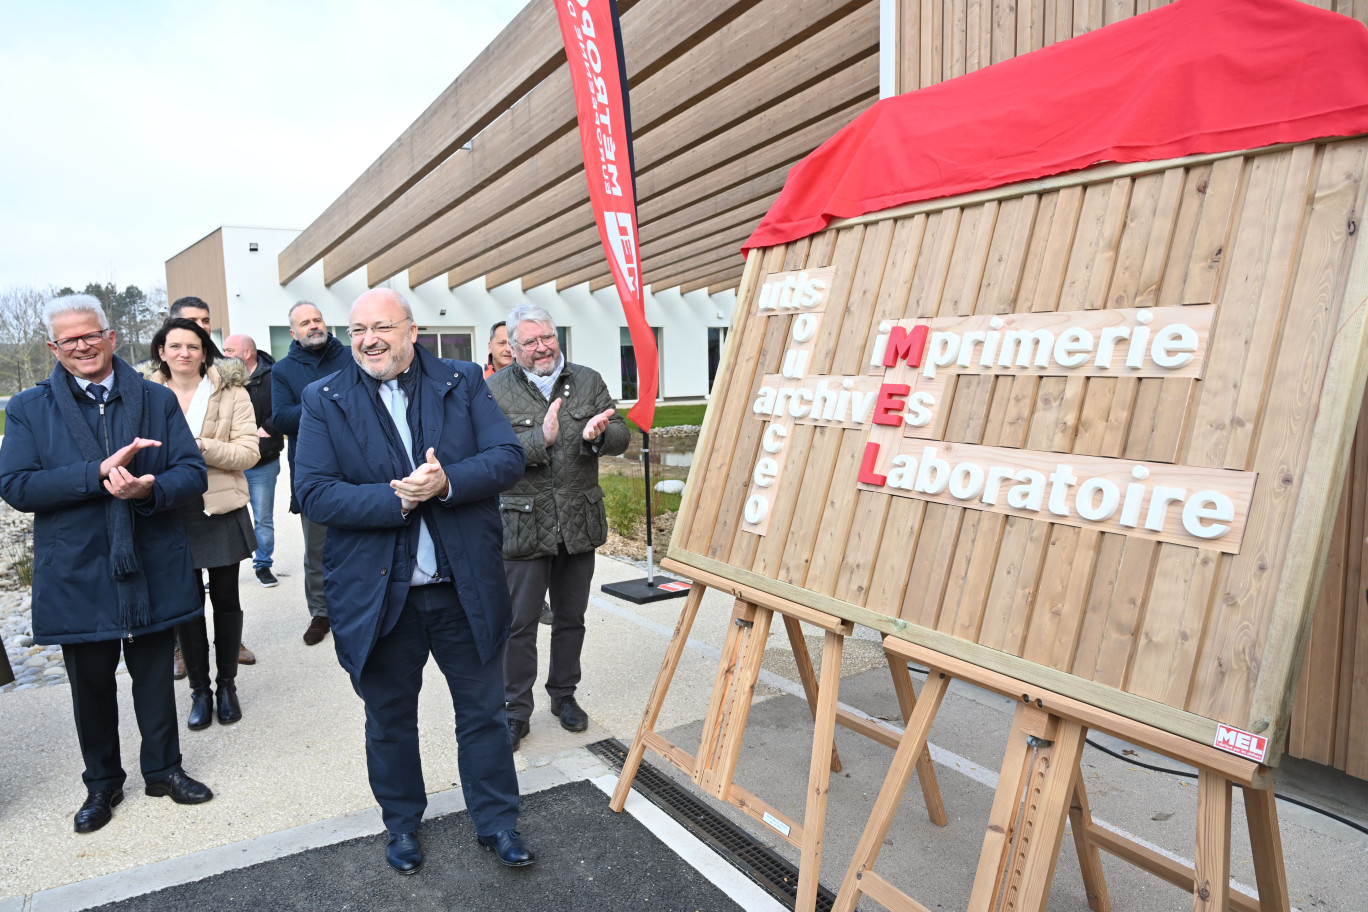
[
  {"xmin": 300, "ymin": 514, "xmax": 328, "ymax": 618},
  {"xmin": 62, "ymin": 628, "xmax": 181, "ymax": 791},
  {"xmin": 503, "ymin": 546, "xmax": 595, "ymax": 723},
  {"xmin": 177, "ymin": 565, "xmax": 243, "ymax": 689},
  {"xmin": 354, "ymin": 584, "xmax": 520, "ymax": 836}
]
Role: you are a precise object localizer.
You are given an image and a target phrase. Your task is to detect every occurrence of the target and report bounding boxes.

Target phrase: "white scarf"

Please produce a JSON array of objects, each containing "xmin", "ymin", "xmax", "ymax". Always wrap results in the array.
[{"xmin": 529, "ymin": 355, "xmax": 565, "ymax": 401}]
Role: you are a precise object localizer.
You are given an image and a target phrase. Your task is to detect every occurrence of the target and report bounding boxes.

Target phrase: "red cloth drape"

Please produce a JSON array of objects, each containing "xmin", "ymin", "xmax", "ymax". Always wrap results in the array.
[{"xmin": 745, "ymin": 0, "xmax": 1368, "ymax": 252}]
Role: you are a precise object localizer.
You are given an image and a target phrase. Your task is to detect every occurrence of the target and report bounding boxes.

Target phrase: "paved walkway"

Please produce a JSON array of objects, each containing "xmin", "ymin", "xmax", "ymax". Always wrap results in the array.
[{"xmin": 1, "ymin": 478, "xmax": 1366, "ymax": 910}]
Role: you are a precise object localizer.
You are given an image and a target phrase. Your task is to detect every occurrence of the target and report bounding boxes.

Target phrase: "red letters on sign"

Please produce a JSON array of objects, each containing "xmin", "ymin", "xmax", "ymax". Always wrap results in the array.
[
  {"xmin": 883, "ymin": 325, "xmax": 929, "ymax": 367},
  {"xmin": 858, "ymin": 442, "xmax": 887, "ymax": 486},
  {"xmin": 873, "ymin": 383, "xmax": 911, "ymax": 426}
]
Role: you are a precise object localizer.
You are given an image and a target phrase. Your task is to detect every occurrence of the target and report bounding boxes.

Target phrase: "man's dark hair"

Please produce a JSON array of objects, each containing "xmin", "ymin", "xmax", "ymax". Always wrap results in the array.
[
  {"xmin": 489, "ymin": 320, "xmax": 506, "ymax": 341},
  {"xmin": 169, "ymin": 296, "xmax": 211, "ymax": 319},
  {"xmin": 151, "ymin": 318, "xmax": 222, "ymax": 378}
]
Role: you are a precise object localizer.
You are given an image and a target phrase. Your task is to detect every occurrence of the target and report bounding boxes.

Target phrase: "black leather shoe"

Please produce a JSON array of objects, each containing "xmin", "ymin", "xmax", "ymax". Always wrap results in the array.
[
  {"xmin": 477, "ymin": 829, "xmax": 535, "ymax": 867},
  {"xmin": 551, "ymin": 695, "xmax": 589, "ymax": 732},
  {"xmin": 216, "ymin": 682, "xmax": 242, "ymax": 725},
  {"xmin": 187, "ymin": 686, "xmax": 213, "ymax": 731},
  {"xmin": 145, "ymin": 770, "xmax": 214, "ymax": 804},
  {"xmin": 386, "ymin": 831, "xmax": 423, "ymax": 874},
  {"xmin": 508, "ymin": 717, "xmax": 530, "ymax": 752},
  {"xmin": 74, "ymin": 788, "xmax": 123, "ymax": 834}
]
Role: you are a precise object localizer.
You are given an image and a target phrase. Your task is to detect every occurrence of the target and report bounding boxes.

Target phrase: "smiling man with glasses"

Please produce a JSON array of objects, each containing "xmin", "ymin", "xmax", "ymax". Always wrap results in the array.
[
  {"xmin": 0, "ymin": 294, "xmax": 214, "ymax": 833},
  {"xmin": 487, "ymin": 303, "xmax": 628, "ymax": 753},
  {"xmin": 293, "ymin": 289, "xmax": 532, "ymax": 875}
]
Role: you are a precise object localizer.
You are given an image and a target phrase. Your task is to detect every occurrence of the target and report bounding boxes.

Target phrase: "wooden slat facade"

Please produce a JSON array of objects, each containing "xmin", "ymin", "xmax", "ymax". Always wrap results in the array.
[
  {"xmin": 886, "ymin": 0, "xmax": 1368, "ymax": 787},
  {"xmin": 165, "ymin": 229, "xmax": 230, "ymax": 333}
]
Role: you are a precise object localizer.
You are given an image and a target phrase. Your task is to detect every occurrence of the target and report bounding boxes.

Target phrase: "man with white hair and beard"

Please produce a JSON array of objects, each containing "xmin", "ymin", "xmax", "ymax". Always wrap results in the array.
[
  {"xmin": 293, "ymin": 289, "xmax": 532, "ymax": 875},
  {"xmin": 271, "ymin": 301, "xmax": 349, "ymax": 646},
  {"xmin": 487, "ymin": 303, "xmax": 628, "ymax": 752}
]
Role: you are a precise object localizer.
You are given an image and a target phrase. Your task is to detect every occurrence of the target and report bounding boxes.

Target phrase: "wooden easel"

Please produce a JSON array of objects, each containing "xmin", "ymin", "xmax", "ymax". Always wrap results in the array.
[
  {"xmin": 611, "ymin": 578, "xmax": 948, "ymax": 912},
  {"xmin": 834, "ymin": 636, "xmax": 1291, "ymax": 912}
]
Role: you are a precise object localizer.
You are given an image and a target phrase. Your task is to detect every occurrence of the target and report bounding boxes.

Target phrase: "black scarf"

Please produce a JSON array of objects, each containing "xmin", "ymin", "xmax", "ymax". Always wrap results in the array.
[{"xmin": 49, "ymin": 355, "xmax": 152, "ymax": 633}]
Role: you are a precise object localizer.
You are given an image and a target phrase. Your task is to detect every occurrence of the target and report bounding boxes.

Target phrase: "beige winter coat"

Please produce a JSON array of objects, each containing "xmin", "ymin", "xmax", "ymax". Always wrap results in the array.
[{"xmin": 145, "ymin": 359, "xmax": 258, "ymax": 515}]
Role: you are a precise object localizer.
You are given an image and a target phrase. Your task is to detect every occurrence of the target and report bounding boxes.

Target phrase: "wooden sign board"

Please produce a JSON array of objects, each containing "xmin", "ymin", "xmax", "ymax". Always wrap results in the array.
[{"xmin": 669, "ymin": 137, "xmax": 1368, "ymax": 764}]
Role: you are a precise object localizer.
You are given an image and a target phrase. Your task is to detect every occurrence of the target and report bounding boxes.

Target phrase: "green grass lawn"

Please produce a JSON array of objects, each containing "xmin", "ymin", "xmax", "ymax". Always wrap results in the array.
[
  {"xmin": 624, "ymin": 402, "xmax": 707, "ymax": 434},
  {"xmin": 0, "ymin": 410, "xmax": 6, "ymax": 434}
]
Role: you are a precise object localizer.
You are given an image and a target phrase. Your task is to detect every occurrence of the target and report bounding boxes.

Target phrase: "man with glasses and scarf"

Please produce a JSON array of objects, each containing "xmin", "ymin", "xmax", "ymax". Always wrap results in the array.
[
  {"xmin": 487, "ymin": 303, "xmax": 628, "ymax": 753},
  {"xmin": 293, "ymin": 289, "xmax": 532, "ymax": 875},
  {"xmin": 0, "ymin": 295, "xmax": 214, "ymax": 834}
]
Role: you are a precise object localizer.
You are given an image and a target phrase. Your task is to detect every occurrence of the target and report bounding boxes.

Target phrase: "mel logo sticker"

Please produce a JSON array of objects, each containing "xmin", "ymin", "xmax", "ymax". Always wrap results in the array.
[{"xmin": 1213, "ymin": 723, "xmax": 1268, "ymax": 762}]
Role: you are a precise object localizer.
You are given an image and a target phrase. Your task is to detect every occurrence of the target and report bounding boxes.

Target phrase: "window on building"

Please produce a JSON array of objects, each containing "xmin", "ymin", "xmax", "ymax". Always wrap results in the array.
[
  {"xmin": 268, "ymin": 326, "xmax": 293, "ymax": 362},
  {"xmin": 620, "ymin": 326, "xmax": 662, "ymax": 401},
  {"xmin": 416, "ymin": 329, "xmax": 474, "ymax": 363},
  {"xmin": 707, "ymin": 327, "xmax": 729, "ymax": 393},
  {"xmin": 556, "ymin": 326, "xmax": 570, "ymax": 361}
]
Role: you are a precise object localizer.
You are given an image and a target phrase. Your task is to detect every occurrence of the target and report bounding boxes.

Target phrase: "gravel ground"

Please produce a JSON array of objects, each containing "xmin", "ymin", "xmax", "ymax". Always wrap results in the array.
[{"xmin": 0, "ymin": 500, "xmax": 62, "ymax": 693}]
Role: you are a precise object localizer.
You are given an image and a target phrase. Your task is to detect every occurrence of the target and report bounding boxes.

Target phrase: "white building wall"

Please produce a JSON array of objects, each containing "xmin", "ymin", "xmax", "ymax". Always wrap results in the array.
[{"xmin": 213, "ymin": 225, "xmax": 736, "ymax": 403}]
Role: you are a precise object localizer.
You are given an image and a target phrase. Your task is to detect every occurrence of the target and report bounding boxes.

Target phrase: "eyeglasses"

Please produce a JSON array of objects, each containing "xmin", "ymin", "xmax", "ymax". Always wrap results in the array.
[
  {"xmin": 515, "ymin": 331, "xmax": 558, "ymax": 350},
  {"xmin": 348, "ymin": 318, "xmax": 412, "ymax": 337},
  {"xmin": 51, "ymin": 330, "xmax": 109, "ymax": 351}
]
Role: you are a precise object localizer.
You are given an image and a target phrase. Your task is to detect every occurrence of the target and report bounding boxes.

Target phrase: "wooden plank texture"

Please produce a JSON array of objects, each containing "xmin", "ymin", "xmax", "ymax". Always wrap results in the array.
[{"xmin": 672, "ymin": 137, "xmax": 1368, "ymax": 763}]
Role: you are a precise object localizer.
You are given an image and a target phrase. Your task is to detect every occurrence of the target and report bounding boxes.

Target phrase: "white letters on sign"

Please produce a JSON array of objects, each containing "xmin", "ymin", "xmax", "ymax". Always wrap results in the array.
[{"xmin": 741, "ymin": 265, "xmax": 1249, "ymax": 551}]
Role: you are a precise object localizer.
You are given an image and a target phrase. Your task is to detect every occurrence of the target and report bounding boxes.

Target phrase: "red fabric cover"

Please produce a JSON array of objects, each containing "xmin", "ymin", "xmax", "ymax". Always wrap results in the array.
[{"xmin": 744, "ymin": 0, "xmax": 1368, "ymax": 252}]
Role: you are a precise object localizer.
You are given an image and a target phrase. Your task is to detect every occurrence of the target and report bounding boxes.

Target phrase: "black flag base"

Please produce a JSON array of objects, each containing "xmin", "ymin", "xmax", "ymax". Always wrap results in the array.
[{"xmin": 600, "ymin": 575, "xmax": 692, "ymax": 604}]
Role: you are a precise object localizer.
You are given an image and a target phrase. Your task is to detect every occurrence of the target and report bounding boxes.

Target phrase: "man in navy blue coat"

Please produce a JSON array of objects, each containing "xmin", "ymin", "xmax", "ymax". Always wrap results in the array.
[
  {"xmin": 0, "ymin": 295, "xmax": 214, "ymax": 834},
  {"xmin": 270, "ymin": 300, "xmax": 350, "ymax": 646},
  {"xmin": 293, "ymin": 289, "xmax": 532, "ymax": 875}
]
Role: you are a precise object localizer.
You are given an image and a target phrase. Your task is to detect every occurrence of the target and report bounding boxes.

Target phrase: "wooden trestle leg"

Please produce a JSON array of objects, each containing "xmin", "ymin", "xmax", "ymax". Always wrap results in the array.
[
  {"xmin": 1242, "ymin": 785, "xmax": 1290, "ymax": 912},
  {"xmin": 610, "ymin": 584, "xmax": 707, "ymax": 812},
  {"xmin": 832, "ymin": 671, "xmax": 950, "ymax": 912},
  {"xmin": 784, "ymin": 615, "xmax": 843, "ymax": 773},
  {"xmin": 1069, "ymin": 778, "xmax": 1112, "ymax": 912},
  {"xmin": 886, "ymin": 653, "xmax": 949, "ymax": 828},
  {"xmin": 1194, "ymin": 770, "xmax": 1233, "ymax": 912}
]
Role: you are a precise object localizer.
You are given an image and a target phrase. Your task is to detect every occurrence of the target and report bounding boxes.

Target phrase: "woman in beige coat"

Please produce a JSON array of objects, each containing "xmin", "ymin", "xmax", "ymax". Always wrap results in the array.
[{"xmin": 147, "ymin": 318, "xmax": 258, "ymax": 729}]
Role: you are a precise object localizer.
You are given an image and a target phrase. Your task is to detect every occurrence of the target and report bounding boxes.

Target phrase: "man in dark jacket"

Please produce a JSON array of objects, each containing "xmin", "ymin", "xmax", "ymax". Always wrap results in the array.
[
  {"xmin": 294, "ymin": 288, "xmax": 532, "ymax": 875},
  {"xmin": 0, "ymin": 295, "xmax": 214, "ymax": 834},
  {"xmin": 223, "ymin": 335, "xmax": 284, "ymax": 589},
  {"xmin": 487, "ymin": 303, "xmax": 628, "ymax": 752},
  {"xmin": 271, "ymin": 301, "xmax": 350, "ymax": 645}
]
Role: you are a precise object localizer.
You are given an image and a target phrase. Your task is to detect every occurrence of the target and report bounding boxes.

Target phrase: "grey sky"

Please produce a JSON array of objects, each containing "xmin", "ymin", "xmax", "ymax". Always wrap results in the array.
[{"xmin": 0, "ymin": 0, "xmax": 528, "ymax": 291}]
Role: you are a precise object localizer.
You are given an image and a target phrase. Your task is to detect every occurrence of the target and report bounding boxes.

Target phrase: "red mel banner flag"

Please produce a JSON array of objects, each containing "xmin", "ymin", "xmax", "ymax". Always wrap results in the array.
[{"xmin": 554, "ymin": 0, "xmax": 657, "ymax": 431}]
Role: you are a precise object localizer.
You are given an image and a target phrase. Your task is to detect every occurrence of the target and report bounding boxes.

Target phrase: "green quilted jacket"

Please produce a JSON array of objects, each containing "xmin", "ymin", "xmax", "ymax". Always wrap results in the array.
[{"xmin": 487, "ymin": 361, "xmax": 630, "ymax": 559}]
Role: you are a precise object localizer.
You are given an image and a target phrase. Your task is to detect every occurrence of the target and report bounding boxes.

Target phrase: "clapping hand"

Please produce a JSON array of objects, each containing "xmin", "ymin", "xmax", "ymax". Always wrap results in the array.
[
  {"xmin": 542, "ymin": 399, "xmax": 561, "ymax": 445},
  {"xmin": 391, "ymin": 448, "xmax": 450, "ymax": 511},
  {"xmin": 582, "ymin": 407, "xmax": 615, "ymax": 441},
  {"xmin": 99, "ymin": 438, "xmax": 160, "ymax": 480},
  {"xmin": 104, "ymin": 465, "xmax": 156, "ymax": 500}
]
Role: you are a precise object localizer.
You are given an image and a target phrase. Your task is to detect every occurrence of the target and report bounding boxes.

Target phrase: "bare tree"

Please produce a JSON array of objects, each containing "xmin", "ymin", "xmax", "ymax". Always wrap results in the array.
[{"xmin": 0, "ymin": 285, "xmax": 53, "ymax": 394}]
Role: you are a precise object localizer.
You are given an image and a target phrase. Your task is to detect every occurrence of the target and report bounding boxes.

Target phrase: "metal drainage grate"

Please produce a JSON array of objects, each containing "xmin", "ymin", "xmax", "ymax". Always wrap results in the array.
[{"xmin": 587, "ymin": 738, "xmax": 838, "ymax": 912}]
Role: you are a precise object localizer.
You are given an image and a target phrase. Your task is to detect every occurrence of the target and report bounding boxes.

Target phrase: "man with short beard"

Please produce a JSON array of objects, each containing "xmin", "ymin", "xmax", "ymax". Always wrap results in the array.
[
  {"xmin": 271, "ymin": 301, "xmax": 349, "ymax": 645},
  {"xmin": 487, "ymin": 303, "xmax": 628, "ymax": 752},
  {"xmin": 293, "ymin": 289, "xmax": 531, "ymax": 875}
]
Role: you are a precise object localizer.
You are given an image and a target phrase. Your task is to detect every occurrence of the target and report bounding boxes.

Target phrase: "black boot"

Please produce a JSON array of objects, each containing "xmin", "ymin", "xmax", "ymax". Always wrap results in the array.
[
  {"xmin": 177, "ymin": 617, "xmax": 213, "ymax": 731},
  {"xmin": 214, "ymin": 610, "xmax": 243, "ymax": 725}
]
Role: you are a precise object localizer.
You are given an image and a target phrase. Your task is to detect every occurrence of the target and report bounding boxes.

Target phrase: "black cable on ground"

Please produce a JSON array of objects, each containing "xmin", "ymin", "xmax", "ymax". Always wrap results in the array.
[
  {"xmin": 1084, "ymin": 736, "xmax": 1368, "ymax": 835},
  {"xmin": 906, "ymin": 661, "xmax": 1368, "ymax": 835}
]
